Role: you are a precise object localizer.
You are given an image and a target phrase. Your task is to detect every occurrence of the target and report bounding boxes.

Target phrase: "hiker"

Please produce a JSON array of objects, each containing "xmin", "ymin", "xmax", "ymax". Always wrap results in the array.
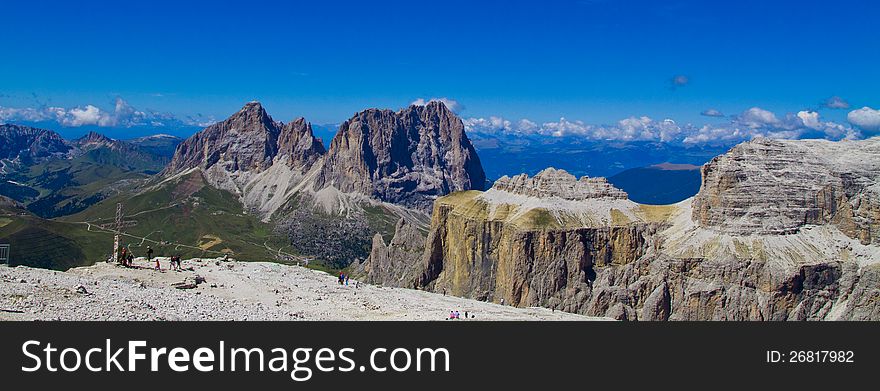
[
  {"xmin": 449, "ymin": 311, "xmax": 455, "ymax": 320},
  {"xmin": 345, "ymin": 274, "xmax": 350, "ymax": 286},
  {"xmin": 338, "ymin": 272, "xmax": 345, "ymax": 285},
  {"xmin": 119, "ymin": 248, "xmax": 128, "ymax": 266},
  {"xmin": 126, "ymin": 251, "xmax": 134, "ymax": 267}
]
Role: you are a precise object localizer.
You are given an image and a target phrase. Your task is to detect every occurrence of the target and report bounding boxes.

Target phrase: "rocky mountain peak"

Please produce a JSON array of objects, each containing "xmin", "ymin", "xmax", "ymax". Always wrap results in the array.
[
  {"xmin": 692, "ymin": 137, "xmax": 880, "ymax": 244},
  {"xmin": 313, "ymin": 103, "xmax": 485, "ymax": 212},
  {"xmin": 492, "ymin": 168, "xmax": 629, "ymax": 200},
  {"xmin": 165, "ymin": 102, "xmax": 284, "ymax": 174},
  {"xmin": 78, "ymin": 131, "xmax": 113, "ymax": 142},
  {"xmin": 277, "ymin": 117, "xmax": 326, "ymax": 168},
  {"xmin": 228, "ymin": 101, "xmax": 279, "ymax": 137},
  {"xmin": 75, "ymin": 131, "xmax": 117, "ymax": 149}
]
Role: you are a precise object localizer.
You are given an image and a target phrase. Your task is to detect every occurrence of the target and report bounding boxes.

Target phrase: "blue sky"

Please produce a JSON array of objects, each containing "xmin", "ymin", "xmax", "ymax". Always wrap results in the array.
[{"xmin": 1, "ymin": 0, "xmax": 878, "ymax": 142}]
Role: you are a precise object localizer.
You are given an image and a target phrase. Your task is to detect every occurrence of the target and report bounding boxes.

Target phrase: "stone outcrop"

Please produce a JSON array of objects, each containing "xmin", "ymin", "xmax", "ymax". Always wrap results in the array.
[
  {"xmin": 277, "ymin": 117, "xmax": 326, "ymax": 168},
  {"xmin": 314, "ymin": 101, "xmax": 485, "ymax": 212},
  {"xmin": 493, "ymin": 168, "xmax": 628, "ymax": 200},
  {"xmin": 693, "ymin": 137, "xmax": 880, "ymax": 244},
  {"xmin": 350, "ymin": 219, "xmax": 426, "ymax": 286},
  {"xmin": 363, "ymin": 139, "xmax": 880, "ymax": 320}
]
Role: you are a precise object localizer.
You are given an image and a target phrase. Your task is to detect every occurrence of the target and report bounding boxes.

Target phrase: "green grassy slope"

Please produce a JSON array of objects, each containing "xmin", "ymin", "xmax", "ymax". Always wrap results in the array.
[
  {"xmin": 64, "ymin": 170, "xmax": 295, "ymax": 265},
  {"xmin": 0, "ymin": 212, "xmax": 112, "ymax": 270}
]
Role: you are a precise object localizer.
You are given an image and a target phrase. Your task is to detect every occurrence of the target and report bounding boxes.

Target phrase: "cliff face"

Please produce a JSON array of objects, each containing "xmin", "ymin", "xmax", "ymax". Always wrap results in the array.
[
  {"xmin": 414, "ymin": 173, "xmax": 660, "ymax": 314},
  {"xmin": 419, "ymin": 192, "xmax": 655, "ymax": 311},
  {"xmin": 350, "ymin": 219, "xmax": 427, "ymax": 287},
  {"xmin": 693, "ymin": 137, "xmax": 880, "ymax": 245},
  {"xmin": 364, "ymin": 139, "xmax": 880, "ymax": 320},
  {"xmin": 314, "ymin": 101, "xmax": 485, "ymax": 212}
]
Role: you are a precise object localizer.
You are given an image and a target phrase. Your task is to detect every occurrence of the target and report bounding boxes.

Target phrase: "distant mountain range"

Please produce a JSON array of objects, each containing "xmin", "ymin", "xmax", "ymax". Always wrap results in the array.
[
  {"xmin": 0, "ymin": 124, "xmax": 183, "ymax": 218},
  {"xmin": 468, "ymin": 132, "xmax": 727, "ymax": 181}
]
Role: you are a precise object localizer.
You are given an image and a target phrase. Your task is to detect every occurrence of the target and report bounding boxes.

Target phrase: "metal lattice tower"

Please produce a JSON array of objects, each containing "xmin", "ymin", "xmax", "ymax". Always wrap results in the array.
[
  {"xmin": 111, "ymin": 203, "xmax": 123, "ymax": 263},
  {"xmin": 108, "ymin": 203, "xmax": 137, "ymax": 263}
]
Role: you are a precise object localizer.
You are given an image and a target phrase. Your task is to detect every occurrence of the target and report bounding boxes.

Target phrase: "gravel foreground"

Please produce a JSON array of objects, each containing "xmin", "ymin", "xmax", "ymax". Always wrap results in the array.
[{"xmin": 0, "ymin": 258, "xmax": 604, "ymax": 321}]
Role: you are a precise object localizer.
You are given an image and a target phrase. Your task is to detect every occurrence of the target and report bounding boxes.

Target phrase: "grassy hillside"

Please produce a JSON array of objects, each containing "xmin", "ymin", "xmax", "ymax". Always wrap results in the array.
[
  {"xmin": 0, "ymin": 212, "xmax": 112, "ymax": 270},
  {"xmin": 64, "ymin": 171, "xmax": 295, "ymax": 265}
]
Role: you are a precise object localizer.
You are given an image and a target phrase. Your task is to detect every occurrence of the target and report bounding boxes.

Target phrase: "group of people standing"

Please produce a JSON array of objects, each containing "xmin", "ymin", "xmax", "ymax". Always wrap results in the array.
[
  {"xmin": 116, "ymin": 245, "xmax": 182, "ymax": 271},
  {"xmin": 337, "ymin": 272, "xmax": 360, "ymax": 288},
  {"xmin": 448, "ymin": 310, "xmax": 471, "ymax": 320}
]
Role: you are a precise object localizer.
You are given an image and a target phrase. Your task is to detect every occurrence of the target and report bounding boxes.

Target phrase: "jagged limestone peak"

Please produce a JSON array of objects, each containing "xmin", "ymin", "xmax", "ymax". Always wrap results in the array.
[{"xmin": 492, "ymin": 167, "xmax": 628, "ymax": 201}]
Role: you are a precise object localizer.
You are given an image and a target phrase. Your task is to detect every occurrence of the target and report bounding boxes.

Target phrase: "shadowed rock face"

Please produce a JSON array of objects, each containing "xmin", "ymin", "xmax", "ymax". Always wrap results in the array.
[
  {"xmin": 693, "ymin": 137, "xmax": 880, "ymax": 245},
  {"xmin": 278, "ymin": 117, "xmax": 326, "ymax": 168},
  {"xmin": 350, "ymin": 219, "xmax": 427, "ymax": 287},
  {"xmin": 166, "ymin": 102, "xmax": 323, "ymax": 175},
  {"xmin": 314, "ymin": 101, "xmax": 485, "ymax": 212}
]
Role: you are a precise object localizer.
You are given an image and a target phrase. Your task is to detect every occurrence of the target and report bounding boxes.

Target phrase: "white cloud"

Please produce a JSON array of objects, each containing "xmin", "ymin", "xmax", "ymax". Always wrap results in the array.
[
  {"xmin": 540, "ymin": 118, "xmax": 590, "ymax": 137},
  {"xmin": 0, "ymin": 97, "xmax": 204, "ymax": 128},
  {"xmin": 736, "ymin": 107, "xmax": 780, "ymax": 128},
  {"xmin": 823, "ymin": 96, "xmax": 850, "ymax": 109},
  {"xmin": 465, "ymin": 115, "xmax": 685, "ymax": 142},
  {"xmin": 411, "ymin": 97, "xmax": 463, "ymax": 113},
  {"xmin": 63, "ymin": 105, "xmax": 105, "ymax": 126},
  {"xmin": 682, "ymin": 108, "xmax": 854, "ymax": 144},
  {"xmin": 847, "ymin": 107, "xmax": 880, "ymax": 135},
  {"xmin": 463, "ymin": 116, "xmax": 514, "ymax": 134},
  {"xmin": 700, "ymin": 108, "xmax": 725, "ymax": 117},
  {"xmin": 796, "ymin": 110, "xmax": 822, "ymax": 129},
  {"xmin": 669, "ymin": 75, "xmax": 689, "ymax": 89},
  {"xmin": 465, "ymin": 106, "xmax": 862, "ymax": 146}
]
